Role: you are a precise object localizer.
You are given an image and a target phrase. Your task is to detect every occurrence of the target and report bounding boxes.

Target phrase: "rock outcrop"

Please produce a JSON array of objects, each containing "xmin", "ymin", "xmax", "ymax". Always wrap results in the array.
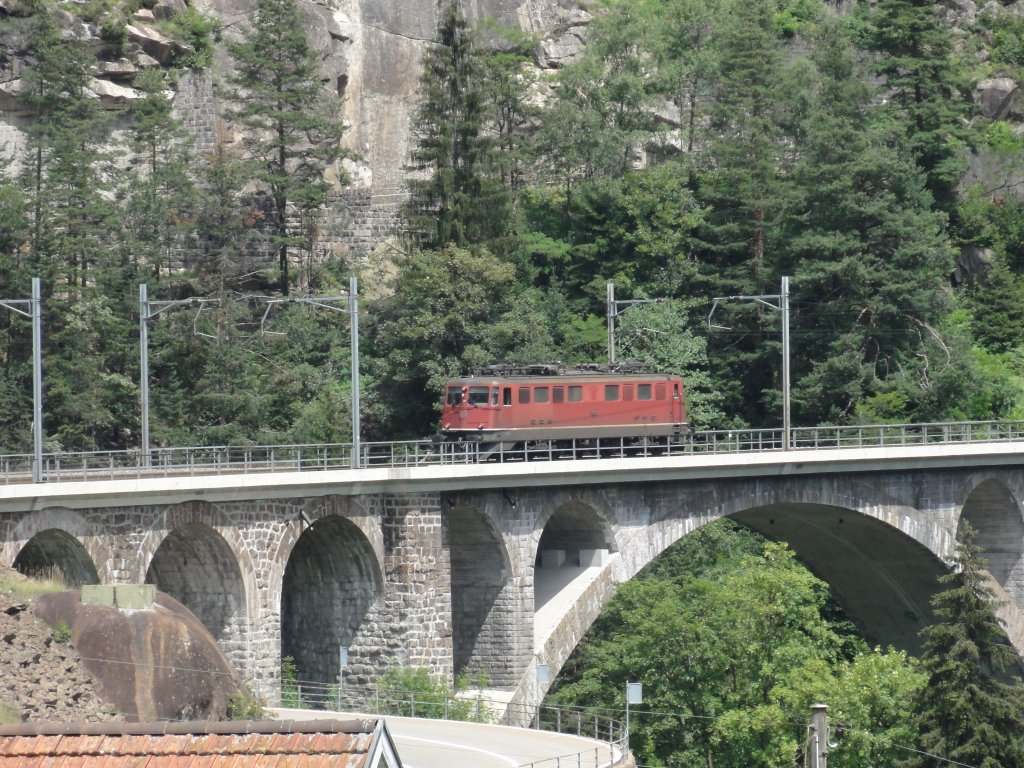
[{"xmin": 33, "ymin": 590, "xmax": 249, "ymax": 722}]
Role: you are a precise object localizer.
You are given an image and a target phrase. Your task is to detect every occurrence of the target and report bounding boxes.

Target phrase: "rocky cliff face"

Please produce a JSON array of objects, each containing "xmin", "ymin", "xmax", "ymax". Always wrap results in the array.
[{"xmin": 194, "ymin": 0, "xmax": 588, "ymax": 192}]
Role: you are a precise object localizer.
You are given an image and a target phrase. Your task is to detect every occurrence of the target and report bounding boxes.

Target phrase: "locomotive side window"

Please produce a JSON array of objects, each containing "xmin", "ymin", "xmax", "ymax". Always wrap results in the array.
[
  {"xmin": 624, "ymin": 385, "xmax": 634, "ymax": 401},
  {"xmin": 468, "ymin": 386, "xmax": 489, "ymax": 405},
  {"xmin": 447, "ymin": 387, "xmax": 464, "ymax": 406},
  {"xmin": 553, "ymin": 386, "xmax": 564, "ymax": 404},
  {"xmin": 568, "ymin": 386, "xmax": 583, "ymax": 402},
  {"xmin": 491, "ymin": 388, "xmax": 499, "ymax": 405},
  {"xmin": 503, "ymin": 387, "xmax": 512, "ymax": 405},
  {"xmin": 535, "ymin": 386, "xmax": 550, "ymax": 404},
  {"xmin": 605, "ymin": 384, "xmax": 620, "ymax": 401},
  {"xmin": 519, "ymin": 387, "xmax": 531, "ymax": 404},
  {"xmin": 673, "ymin": 383, "xmax": 681, "ymax": 399},
  {"xmin": 637, "ymin": 384, "xmax": 652, "ymax": 400},
  {"xmin": 655, "ymin": 383, "xmax": 666, "ymax": 400}
]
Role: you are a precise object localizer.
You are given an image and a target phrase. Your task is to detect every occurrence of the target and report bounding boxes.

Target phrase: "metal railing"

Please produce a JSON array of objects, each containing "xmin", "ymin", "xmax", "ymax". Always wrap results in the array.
[
  {"xmin": 1, "ymin": 419, "xmax": 1022, "ymax": 484},
  {"xmin": 265, "ymin": 679, "xmax": 626, "ymax": 767}
]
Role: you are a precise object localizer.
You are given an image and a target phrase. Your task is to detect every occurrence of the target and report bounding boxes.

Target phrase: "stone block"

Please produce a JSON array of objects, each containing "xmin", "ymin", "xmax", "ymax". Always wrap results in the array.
[
  {"xmin": 113, "ymin": 584, "xmax": 156, "ymax": 609},
  {"xmin": 541, "ymin": 549, "xmax": 566, "ymax": 568},
  {"xmin": 579, "ymin": 548, "xmax": 608, "ymax": 567},
  {"xmin": 81, "ymin": 585, "xmax": 115, "ymax": 606}
]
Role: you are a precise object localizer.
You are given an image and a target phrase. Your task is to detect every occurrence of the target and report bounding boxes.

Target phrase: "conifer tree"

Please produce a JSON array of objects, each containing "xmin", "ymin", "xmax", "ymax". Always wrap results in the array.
[
  {"xmin": 18, "ymin": 4, "xmax": 117, "ymax": 288},
  {"xmin": 226, "ymin": 0, "xmax": 348, "ymax": 294},
  {"xmin": 859, "ymin": 0, "xmax": 970, "ymax": 213},
  {"xmin": 784, "ymin": 22, "xmax": 953, "ymax": 424},
  {"xmin": 121, "ymin": 68, "xmax": 198, "ymax": 280},
  {"xmin": 405, "ymin": 0, "xmax": 511, "ymax": 249},
  {"xmin": 906, "ymin": 523, "xmax": 1024, "ymax": 768}
]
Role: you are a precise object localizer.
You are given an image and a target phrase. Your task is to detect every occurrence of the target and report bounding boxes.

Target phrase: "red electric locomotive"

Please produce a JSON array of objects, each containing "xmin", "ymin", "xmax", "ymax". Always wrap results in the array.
[{"xmin": 439, "ymin": 363, "xmax": 687, "ymax": 458}]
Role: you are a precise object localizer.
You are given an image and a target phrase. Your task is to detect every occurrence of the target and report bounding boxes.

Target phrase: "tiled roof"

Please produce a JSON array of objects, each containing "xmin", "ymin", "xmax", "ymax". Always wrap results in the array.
[{"xmin": 0, "ymin": 719, "xmax": 399, "ymax": 768}]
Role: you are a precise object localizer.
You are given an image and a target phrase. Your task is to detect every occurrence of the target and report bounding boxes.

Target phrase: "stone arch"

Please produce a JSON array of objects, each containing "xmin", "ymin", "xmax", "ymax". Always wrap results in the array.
[
  {"xmin": 446, "ymin": 499, "xmax": 518, "ymax": 686},
  {"xmin": 532, "ymin": 496, "xmax": 618, "ymax": 615},
  {"xmin": 958, "ymin": 476, "xmax": 1024, "ymax": 603},
  {"xmin": 144, "ymin": 522, "xmax": 248, "ymax": 663},
  {"xmin": 280, "ymin": 513, "xmax": 383, "ymax": 686},
  {"xmin": 729, "ymin": 502, "xmax": 946, "ymax": 654},
  {"xmin": 138, "ymin": 502, "xmax": 256, "ymax": 673},
  {"xmin": 12, "ymin": 528, "xmax": 99, "ymax": 588},
  {"xmin": 4, "ymin": 508, "xmax": 106, "ymax": 585}
]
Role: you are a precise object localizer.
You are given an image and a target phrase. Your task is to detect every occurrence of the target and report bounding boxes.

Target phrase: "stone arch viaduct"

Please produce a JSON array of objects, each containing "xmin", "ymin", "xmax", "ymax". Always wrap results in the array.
[{"xmin": 2, "ymin": 443, "xmax": 1024, "ymax": 724}]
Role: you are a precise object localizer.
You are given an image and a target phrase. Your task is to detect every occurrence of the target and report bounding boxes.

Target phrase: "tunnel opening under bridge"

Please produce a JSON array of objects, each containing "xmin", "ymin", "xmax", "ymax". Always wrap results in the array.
[
  {"xmin": 447, "ymin": 503, "xmax": 518, "ymax": 687},
  {"xmin": 13, "ymin": 528, "xmax": 99, "ymax": 588},
  {"xmin": 144, "ymin": 522, "xmax": 248, "ymax": 669},
  {"xmin": 731, "ymin": 503, "xmax": 946, "ymax": 655},
  {"xmin": 281, "ymin": 515, "xmax": 381, "ymax": 689}
]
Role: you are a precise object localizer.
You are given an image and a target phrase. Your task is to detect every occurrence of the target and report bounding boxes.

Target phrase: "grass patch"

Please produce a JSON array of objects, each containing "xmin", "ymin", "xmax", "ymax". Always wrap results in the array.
[{"xmin": 0, "ymin": 568, "xmax": 67, "ymax": 601}]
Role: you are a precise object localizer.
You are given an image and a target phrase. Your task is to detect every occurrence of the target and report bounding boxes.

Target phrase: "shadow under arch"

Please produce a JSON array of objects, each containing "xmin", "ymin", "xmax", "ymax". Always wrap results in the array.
[
  {"xmin": 13, "ymin": 528, "xmax": 99, "ymax": 588},
  {"xmin": 534, "ymin": 498, "xmax": 617, "ymax": 613},
  {"xmin": 447, "ymin": 501, "xmax": 517, "ymax": 686},
  {"xmin": 144, "ymin": 521, "xmax": 248, "ymax": 665},
  {"xmin": 959, "ymin": 478, "xmax": 1024, "ymax": 603},
  {"xmin": 731, "ymin": 502, "xmax": 945, "ymax": 655},
  {"xmin": 281, "ymin": 515, "xmax": 382, "ymax": 685}
]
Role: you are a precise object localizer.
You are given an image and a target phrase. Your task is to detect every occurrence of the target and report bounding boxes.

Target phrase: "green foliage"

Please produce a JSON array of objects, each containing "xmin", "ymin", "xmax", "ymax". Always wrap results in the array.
[
  {"xmin": 51, "ymin": 620, "xmax": 71, "ymax": 644},
  {"xmin": 225, "ymin": 693, "xmax": 267, "ymax": 720},
  {"xmin": 226, "ymin": 0, "xmax": 348, "ymax": 293},
  {"xmin": 904, "ymin": 523, "xmax": 1024, "ymax": 768},
  {"xmin": 405, "ymin": 1, "xmax": 513, "ymax": 250},
  {"xmin": 368, "ymin": 244, "xmax": 554, "ymax": 438},
  {"xmin": 773, "ymin": 0, "xmax": 823, "ymax": 37},
  {"xmin": 377, "ymin": 666, "xmax": 486, "ymax": 722},
  {"xmin": 280, "ymin": 655, "xmax": 300, "ymax": 709},
  {"xmin": 159, "ymin": 7, "xmax": 220, "ymax": 69},
  {"xmin": 548, "ymin": 520, "xmax": 921, "ymax": 768}
]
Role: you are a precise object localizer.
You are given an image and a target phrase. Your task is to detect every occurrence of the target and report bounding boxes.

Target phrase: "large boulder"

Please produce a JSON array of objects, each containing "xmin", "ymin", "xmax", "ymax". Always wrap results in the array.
[{"xmin": 34, "ymin": 590, "xmax": 248, "ymax": 722}]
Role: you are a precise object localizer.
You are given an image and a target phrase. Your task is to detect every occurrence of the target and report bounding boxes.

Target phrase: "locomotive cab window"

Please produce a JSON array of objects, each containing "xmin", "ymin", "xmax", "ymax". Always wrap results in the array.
[
  {"xmin": 568, "ymin": 386, "xmax": 583, "ymax": 402},
  {"xmin": 447, "ymin": 387, "xmax": 464, "ymax": 406},
  {"xmin": 553, "ymin": 386, "xmax": 564, "ymax": 404},
  {"xmin": 637, "ymin": 384, "xmax": 652, "ymax": 401},
  {"xmin": 605, "ymin": 384, "xmax": 620, "ymax": 401},
  {"xmin": 535, "ymin": 386, "xmax": 550, "ymax": 404},
  {"xmin": 503, "ymin": 387, "xmax": 512, "ymax": 406},
  {"xmin": 519, "ymin": 387, "xmax": 531, "ymax": 404},
  {"xmin": 468, "ymin": 386, "xmax": 489, "ymax": 405},
  {"xmin": 491, "ymin": 388, "xmax": 499, "ymax": 405}
]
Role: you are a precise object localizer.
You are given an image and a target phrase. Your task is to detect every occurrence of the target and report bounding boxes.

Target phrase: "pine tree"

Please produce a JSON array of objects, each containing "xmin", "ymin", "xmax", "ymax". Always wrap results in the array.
[
  {"xmin": 17, "ymin": 4, "xmax": 117, "ymax": 288},
  {"xmin": 405, "ymin": 0, "xmax": 511, "ymax": 249},
  {"xmin": 784, "ymin": 22, "xmax": 953, "ymax": 424},
  {"xmin": 687, "ymin": 0, "xmax": 791, "ymax": 427},
  {"xmin": 225, "ymin": 0, "xmax": 348, "ymax": 294},
  {"xmin": 859, "ymin": 0, "xmax": 970, "ymax": 213},
  {"xmin": 906, "ymin": 522, "xmax": 1024, "ymax": 768},
  {"xmin": 120, "ymin": 68, "xmax": 198, "ymax": 280}
]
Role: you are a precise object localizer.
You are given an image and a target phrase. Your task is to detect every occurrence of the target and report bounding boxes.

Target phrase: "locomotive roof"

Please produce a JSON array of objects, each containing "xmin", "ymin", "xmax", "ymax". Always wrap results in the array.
[{"xmin": 450, "ymin": 362, "xmax": 680, "ymax": 382}]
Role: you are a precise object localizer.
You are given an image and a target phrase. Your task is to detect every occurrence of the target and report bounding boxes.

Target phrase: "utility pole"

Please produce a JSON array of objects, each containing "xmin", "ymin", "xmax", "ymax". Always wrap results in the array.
[
  {"xmin": 708, "ymin": 276, "xmax": 792, "ymax": 449},
  {"xmin": 0, "ymin": 278, "xmax": 44, "ymax": 483},
  {"xmin": 606, "ymin": 282, "xmax": 661, "ymax": 364},
  {"xmin": 808, "ymin": 703, "xmax": 830, "ymax": 768}
]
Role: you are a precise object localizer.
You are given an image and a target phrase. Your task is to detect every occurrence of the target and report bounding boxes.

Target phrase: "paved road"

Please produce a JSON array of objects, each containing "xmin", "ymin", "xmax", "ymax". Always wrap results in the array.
[{"xmin": 275, "ymin": 708, "xmax": 621, "ymax": 768}]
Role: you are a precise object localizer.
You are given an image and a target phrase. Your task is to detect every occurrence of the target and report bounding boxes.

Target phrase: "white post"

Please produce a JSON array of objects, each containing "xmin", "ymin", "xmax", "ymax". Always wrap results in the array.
[
  {"xmin": 781, "ymin": 276, "xmax": 791, "ymax": 449},
  {"xmin": 139, "ymin": 283, "xmax": 150, "ymax": 467},
  {"xmin": 30, "ymin": 278, "xmax": 43, "ymax": 484},
  {"xmin": 349, "ymin": 277, "xmax": 360, "ymax": 469}
]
